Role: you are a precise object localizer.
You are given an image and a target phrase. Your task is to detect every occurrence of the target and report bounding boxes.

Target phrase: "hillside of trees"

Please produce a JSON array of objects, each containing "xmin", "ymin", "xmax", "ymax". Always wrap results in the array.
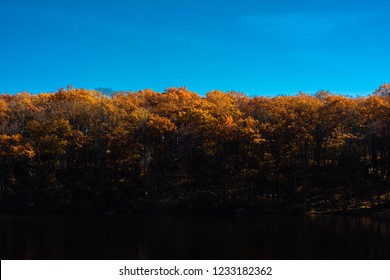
[{"xmin": 1, "ymin": 85, "xmax": 390, "ymax": 214}]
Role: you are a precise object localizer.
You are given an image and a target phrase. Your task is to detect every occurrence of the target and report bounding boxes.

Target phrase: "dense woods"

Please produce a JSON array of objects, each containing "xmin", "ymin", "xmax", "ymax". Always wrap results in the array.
[{"xmin": 1, "ymin": 85, "xmax": 390, "ymax": 213}]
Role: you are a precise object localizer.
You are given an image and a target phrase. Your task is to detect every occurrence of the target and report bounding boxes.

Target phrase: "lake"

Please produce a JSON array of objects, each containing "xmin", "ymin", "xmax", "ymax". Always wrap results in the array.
[{"xmin": 1, "ymin": 214, "xmax": 390, "ymax": 259}]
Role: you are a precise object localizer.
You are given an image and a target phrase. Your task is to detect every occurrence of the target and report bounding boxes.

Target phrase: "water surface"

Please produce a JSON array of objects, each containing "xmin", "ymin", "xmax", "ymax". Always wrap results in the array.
[{"xmin": 1, "ymin": 214, "xmax": 389, "ymax": 259}]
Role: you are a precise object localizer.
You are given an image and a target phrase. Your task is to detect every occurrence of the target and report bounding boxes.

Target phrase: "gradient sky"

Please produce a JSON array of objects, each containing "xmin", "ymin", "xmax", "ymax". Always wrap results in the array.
[{"xmin": 1, "ymin": 0, "xmax": 389, "ymax": 96}]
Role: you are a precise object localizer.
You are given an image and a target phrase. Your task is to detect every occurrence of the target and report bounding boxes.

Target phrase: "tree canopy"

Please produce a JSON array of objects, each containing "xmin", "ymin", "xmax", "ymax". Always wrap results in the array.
[{"xmin": 0, "ymin": 85, "xmax": 389, "ymax": 213}]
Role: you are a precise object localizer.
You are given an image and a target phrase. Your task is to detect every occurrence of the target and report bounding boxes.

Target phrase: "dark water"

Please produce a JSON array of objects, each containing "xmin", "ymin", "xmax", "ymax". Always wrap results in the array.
[{"xmin": 1, "ymin": 214, "xmax": 390, "ymax": 259}]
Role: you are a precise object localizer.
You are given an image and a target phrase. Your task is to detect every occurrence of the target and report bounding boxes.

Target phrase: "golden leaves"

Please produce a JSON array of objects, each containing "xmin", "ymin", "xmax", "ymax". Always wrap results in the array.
[
  {"xmin": 26, "ymin": 119, "xmax": 73, "ymax": 156},
  {"xmin": 0, "ymin": 134, "xmax": 35, "ymax": 159},
  {"xmin": 146, "ymin": 114, "xmax": 176, "ymax": 135}
]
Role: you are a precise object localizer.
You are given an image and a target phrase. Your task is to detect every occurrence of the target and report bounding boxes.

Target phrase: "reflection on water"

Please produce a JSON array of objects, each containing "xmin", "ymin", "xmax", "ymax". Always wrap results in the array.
[{"xmin": 1, "ymin": 214, "xmax": 390, "ymax": 259}]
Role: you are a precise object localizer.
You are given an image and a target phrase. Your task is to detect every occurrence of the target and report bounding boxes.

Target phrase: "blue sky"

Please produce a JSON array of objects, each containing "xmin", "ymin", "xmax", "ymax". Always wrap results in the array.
[{"xmin": 1, "ymin": 0, "xmax": 389, "ymax": 96}]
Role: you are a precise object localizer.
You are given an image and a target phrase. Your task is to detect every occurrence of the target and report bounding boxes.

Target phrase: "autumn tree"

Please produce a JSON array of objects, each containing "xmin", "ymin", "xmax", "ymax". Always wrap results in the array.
[{"xmin": 1, "ymin": 85, "xmax": 390, "ymax": 213}]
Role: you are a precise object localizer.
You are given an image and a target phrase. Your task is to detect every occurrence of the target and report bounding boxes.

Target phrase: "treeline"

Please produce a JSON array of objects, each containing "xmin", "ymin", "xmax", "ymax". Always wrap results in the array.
[{"xmin": 0, "ymin": 85, "xmax": 389, "ymax": 213}]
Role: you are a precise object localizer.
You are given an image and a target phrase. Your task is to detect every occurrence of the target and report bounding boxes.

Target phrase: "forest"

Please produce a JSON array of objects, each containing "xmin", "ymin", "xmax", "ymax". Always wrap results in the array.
[{"xmin": 0, "ymin": 84, "xmax": 389, "ymax": 214}]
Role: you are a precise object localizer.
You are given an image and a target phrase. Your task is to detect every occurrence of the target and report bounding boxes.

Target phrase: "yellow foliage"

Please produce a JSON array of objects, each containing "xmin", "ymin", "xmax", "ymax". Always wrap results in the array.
[
  {"xmin": 146, "ymin": 115, "xmax": 176, "ymax": 135},
  {"xmin": 0, "ymin": 134, "xmax": 35, "ymax": 159}
]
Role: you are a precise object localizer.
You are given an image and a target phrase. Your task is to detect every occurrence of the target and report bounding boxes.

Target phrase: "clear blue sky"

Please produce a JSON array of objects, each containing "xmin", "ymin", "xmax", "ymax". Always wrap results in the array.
[{"xmin": 1, "ymin": 0, "xmax": 389, "ymax": 96}]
